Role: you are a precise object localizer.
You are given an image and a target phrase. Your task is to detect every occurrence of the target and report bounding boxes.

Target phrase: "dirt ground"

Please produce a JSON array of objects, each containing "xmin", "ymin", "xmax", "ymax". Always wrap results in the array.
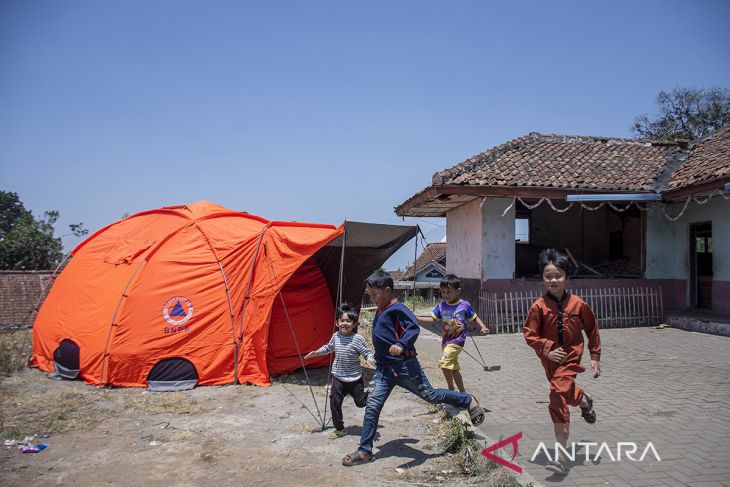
[{"xmin": 0, "ymin": 329, "xmax": 507, "ymax": 487}]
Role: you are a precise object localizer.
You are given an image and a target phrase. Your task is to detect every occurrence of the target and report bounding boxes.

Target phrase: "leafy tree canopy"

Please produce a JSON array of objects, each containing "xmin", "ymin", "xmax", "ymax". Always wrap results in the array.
[
  {"xmin": 632, "ymin": 87, "xmax": 730, "ymax": 141},
  {"xmin": 0, "ymin": 191, "xmax": 88, "ymax": 270}
]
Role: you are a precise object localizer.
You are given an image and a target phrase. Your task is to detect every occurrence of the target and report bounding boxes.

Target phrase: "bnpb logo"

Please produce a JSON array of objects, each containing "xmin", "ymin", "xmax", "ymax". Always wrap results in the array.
[{"xmin": 163, "ymin": 296, "xmax": 194, "ymax": 333}]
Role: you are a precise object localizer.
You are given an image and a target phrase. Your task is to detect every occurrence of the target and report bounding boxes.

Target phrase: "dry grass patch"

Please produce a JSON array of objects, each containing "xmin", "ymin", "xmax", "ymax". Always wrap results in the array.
[
  {"xmin": 0, "ymin": 329, "xmax": 32, "ymax": 377},
  {"xmin": 127, "ymin": 391, "xmax": 214, "ymax": 415},
  {"xmin": 168, "ymin": 430, "xmax": 198, "ymax": 442},
  {"xmin": 0, "ymin": 387, "xmax": 107, "ymax": 438}
]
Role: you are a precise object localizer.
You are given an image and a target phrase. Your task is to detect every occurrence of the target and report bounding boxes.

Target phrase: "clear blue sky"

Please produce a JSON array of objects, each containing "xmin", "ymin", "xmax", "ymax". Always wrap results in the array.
[{"xmin": 1, "ymin": 0, "xmax": 729, "ymax": 270}]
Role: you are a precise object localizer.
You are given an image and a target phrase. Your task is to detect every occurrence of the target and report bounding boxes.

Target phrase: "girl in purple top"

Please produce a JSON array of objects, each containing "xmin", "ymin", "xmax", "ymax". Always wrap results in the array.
[{"xmin": 418, "ymin": 274, "xmax": 489, "ymax": 393}]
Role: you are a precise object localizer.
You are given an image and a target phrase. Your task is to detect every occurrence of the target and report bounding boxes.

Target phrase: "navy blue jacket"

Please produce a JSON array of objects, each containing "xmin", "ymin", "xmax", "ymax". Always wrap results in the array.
[{"xmin": 371, "ymin": 300, "xmax": 420, "ymax": 364}]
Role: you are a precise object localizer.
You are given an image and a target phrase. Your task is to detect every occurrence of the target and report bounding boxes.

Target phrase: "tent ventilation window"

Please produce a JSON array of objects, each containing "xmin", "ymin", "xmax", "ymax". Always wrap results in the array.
[
  {"xmin": 147, "ymin": 358, "xmax": 199, "ymax": 392},
  {"xmin": 53, "ymin": 339, "xmax": 80, "ymax": 379}
]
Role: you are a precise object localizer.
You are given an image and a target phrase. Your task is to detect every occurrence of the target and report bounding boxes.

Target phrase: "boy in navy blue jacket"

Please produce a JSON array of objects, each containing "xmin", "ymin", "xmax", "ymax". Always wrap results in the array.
[{"xmin": 342, "ymin": 270, "xmax": 486, "ymax": 466}]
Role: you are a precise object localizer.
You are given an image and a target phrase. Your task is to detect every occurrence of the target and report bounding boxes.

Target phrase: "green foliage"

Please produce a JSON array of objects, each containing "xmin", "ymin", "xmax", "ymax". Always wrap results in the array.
[
  {"xmin": 0, "ymin": 191, "xmax": 87, "ymax": 270},
  {"xmin": 632, "ymin": 87, "xmax": 730, "ymax": 141},
  {"xmin": 403, "ymin": 294, "xmax": 435, "ymax": 311},
  {"xmin": 0, "ymin": 191, "xmax": 29, "ymax": 235}
]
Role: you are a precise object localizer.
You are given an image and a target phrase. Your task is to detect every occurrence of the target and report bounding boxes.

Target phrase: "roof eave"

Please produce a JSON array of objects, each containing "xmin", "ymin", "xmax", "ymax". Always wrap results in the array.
[
  {"xmin": 394, "ymin": 184, "xmax": 653, "ymax": 217},
  {"xmin": 662, "ymin": 176, "xmax": 730, "ymax": 200}
]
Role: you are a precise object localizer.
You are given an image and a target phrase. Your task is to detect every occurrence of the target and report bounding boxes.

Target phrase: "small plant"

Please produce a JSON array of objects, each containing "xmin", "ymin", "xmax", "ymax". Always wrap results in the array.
[{"xmin": 433, "ymin": 408, "xmax": 523, "ymax": 486}]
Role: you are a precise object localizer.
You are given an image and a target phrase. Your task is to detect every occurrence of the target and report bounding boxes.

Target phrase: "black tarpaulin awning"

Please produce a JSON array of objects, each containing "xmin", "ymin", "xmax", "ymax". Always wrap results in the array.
[{"xmin": 313, "ymin": 221, "xmax": 418, "ymax": 310}]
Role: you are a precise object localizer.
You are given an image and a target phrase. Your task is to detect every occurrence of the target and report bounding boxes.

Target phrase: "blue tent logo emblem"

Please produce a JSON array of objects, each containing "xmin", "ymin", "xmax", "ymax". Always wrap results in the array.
[
  {"xmin": 163, "ymin": 296, "xmax": 194, "ymax": 325},
  {"xmin": 169, "ymin": 301, "xmax": 187, "ymax": 317}
]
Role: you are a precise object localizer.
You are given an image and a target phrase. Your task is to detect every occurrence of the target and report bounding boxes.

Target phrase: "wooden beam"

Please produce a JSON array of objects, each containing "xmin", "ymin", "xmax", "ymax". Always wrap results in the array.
[{"xmin": 662, "ymin": 177, "xmax": 730, "ymax": 200}]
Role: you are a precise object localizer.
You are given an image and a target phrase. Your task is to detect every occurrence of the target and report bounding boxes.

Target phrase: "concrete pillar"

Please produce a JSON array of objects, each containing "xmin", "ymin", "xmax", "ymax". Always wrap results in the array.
[{"xmin": 482, "ymin": 197, "xmax": 516, "ymax": 280}]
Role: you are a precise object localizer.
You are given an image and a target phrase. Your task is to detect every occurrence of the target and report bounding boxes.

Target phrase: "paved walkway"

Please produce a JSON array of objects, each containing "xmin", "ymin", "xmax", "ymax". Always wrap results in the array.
[{"xmin": 415, "ymin": 325, "xmax": 730, "ymax": 487}]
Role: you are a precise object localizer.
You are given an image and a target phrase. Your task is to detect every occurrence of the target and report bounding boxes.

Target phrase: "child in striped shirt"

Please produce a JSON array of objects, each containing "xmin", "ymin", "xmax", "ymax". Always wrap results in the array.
[{"xmin": 305, "ymin": 304, "xmax": 376, "ymax": 439}]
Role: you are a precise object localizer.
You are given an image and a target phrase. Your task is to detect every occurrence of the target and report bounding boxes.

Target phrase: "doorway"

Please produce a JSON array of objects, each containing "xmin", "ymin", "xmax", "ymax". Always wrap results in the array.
[{"xmin": 690, "ymin": 223, "xmax": 713, "ymax": 309}]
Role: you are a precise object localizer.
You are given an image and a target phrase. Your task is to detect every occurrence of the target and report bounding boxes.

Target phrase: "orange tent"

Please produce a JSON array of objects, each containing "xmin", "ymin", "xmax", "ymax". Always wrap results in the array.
[{"xmin": 31, "ymin": 201, "xmax": 416, "ymax": 389}]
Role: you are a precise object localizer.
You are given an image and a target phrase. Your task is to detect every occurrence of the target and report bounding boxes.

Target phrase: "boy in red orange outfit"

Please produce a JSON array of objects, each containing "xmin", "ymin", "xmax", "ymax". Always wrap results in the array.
[{"xmin": 524, "ymin": 249, "xmax": 601, "ymax": 475}]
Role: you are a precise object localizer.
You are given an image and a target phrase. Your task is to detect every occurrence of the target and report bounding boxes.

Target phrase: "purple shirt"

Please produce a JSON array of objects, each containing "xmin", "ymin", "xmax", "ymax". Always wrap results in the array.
[{"xmin": 431, "ymin": 299, "xmax": 477, "ymax": 347}]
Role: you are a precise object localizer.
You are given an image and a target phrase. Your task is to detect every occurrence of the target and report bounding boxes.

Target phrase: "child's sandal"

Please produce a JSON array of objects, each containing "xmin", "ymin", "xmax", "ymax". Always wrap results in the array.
[
  {"xmin": 580, "ymin": 393, "xmax": 596, "ymax": 424},
  {"xmin": 545, "ymin": 458, "xmax": 570, "ymax": 475},
  {"xmin": 468, "ymin": 397, "xmax": 485, "ymax": 426},
  {"xmin": 342, "ymin": 450, "xmax": 373, "ymax": 466},
  {"xmin": 328, "ymin": 429, "xmax": 347, "ymax": 439}
]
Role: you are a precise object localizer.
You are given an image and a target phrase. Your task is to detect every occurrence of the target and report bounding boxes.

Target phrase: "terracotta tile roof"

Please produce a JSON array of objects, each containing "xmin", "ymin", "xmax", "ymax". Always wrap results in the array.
[
  {"xmin": 433, "ymin": 132, "xmax": 683, "ymax": 191},
  {"xmin": 0, "ymin": 271, "xmax": 54, "ymax": 325},
  {"xmin": 669, "ymin": 126, "xmax": 730, "ymax": 189},
  {"xmin": 388, "ymin": 270, "xmax": 404, "ymax": 281},
  {"xmin": 402, "ymin": 243, "xmax": 447, "ymax": 280}
]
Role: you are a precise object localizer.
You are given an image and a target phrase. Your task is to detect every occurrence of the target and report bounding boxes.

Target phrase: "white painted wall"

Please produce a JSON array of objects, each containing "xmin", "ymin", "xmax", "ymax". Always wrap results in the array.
[
  {"xmin": 445, "ymin": 198, "xmax": 482, "ymax": 279},
  {"xmin": 482, "ymin": 197, "xmax": 516, "ymax": 280},
  {"xmin": 645, "ymin": 196, "xmax": 730, "ymax": 280},
  {"xmin": 645, "ymin": 206, "xmax": 683, "ymax": 279}
]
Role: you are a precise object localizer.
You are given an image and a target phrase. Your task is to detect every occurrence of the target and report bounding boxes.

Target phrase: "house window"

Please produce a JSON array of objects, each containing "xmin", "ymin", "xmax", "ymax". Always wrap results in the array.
[
  {"xmin": 515, "ymin": 217, "xmax": 530, "ymax": 244},
  {"xmin": 425, "ymin": 269, "xmax": 443, "ymax": 278},
  {"xmin": 696, "ymin": 237, "xmax": 712, "ymax": 253}
]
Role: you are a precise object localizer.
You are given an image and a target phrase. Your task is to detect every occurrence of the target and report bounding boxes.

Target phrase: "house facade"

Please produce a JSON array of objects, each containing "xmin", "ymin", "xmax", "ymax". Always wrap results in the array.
[
  {"xmin": 396, "ymin": 242, "xmax": 447, "ymax": 302},
  {"xmin": 396, "ymin": 129, "xmax": 730, "ymax": 318}
]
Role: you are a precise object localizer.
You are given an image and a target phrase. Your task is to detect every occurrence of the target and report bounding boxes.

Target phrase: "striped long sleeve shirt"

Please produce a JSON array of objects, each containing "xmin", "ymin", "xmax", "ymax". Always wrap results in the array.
[{"xmin": 310, "ymin": 332, "xmax": 375, "ymax": 382}]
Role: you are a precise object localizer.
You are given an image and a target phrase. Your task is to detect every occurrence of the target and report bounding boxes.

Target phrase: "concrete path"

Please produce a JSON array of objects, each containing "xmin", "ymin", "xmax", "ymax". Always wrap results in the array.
[{"xmin": 415, "ymin": 325, "xmax": 730, "ymax": 487}]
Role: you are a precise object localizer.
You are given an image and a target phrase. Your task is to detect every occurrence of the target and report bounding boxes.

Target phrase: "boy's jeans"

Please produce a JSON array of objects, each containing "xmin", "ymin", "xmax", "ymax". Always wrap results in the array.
[{"xmin": 358, "ymin": 357, "xmax": 472, "ymax": 455}]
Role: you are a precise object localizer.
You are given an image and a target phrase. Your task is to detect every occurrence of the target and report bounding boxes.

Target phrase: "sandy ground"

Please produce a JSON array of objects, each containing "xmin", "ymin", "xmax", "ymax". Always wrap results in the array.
[{"xmin": 0, "ymin": 329, "xmax": 498, "ymax": 487}]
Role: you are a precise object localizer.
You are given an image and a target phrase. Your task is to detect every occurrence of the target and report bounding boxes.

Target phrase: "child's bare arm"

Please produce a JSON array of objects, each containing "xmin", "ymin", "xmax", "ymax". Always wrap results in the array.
[
  {"xmin": 416, "ymin": 314, "xmax": 437, "ymax": 324},
  {"xmin": 304, "ymin": 335, "xmax": 336, "ymax": 359},
  {"xmin": 474, "ymin": 315, "xmax": 490, "ymax": 334},
  {"xmin": 356, "ymin": 336, "xmax": 377, "ymax": 368},
  {"xmin": 304, "ymin": 347, "xmax": 330, "ymax": 359},
  {"xmin": 591, "ymin": 359, "xmax": 601, "ymax": 378}
]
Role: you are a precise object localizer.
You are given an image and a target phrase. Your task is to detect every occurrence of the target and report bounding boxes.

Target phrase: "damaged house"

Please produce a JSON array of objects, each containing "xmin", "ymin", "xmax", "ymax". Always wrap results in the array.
[{"xmin": 396, "ymin": 128, "xmax": 730, "ymax": 331}]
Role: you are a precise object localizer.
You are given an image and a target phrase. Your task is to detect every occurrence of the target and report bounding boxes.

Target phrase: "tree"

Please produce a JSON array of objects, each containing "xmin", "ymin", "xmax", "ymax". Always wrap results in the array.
[
  {"xmin": 632, "ymin": 87, "xmax": 730, "ymax": 141},
  {"xmin": 0, "ymin": 191, "xmax": 88, "ymax": 270}
]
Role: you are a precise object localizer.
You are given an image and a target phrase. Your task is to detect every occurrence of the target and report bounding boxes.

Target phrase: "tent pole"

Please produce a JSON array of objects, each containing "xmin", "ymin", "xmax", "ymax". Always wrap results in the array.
[
  {"xmin": 192, "ymin": 223, "xmax": 240, "ymax": 387},
  {"xmin": 323, "ymin": 221, "xmax": 347, "ymax": 430},
  {"xmin": 278, "ymin": 291, "xmax": 325, "ymax": 427},
  {"xmin": 412, "ymin": 228, "xmax": 419, "ymax": 312},
  {"xmin": 23, "ymin": 251, "xmax": 73, "ymax": 370},
  {"xmin": 263, "ymin": 252, "xmax": 325, "ymax": 427},
  {"xmin": 236, "ymin": 225, "xmax": 267, "ymax": 385},
  {"xmin": 99, "ymin": 258, "xmax": 147, "ymax": 386},
  {"xmin": 214, "ymin": 258, "xmax": 237, "ymax": 383},
  {"xmin": 26, "ymin": 251, "xmax": 72, "ymax": 326}
]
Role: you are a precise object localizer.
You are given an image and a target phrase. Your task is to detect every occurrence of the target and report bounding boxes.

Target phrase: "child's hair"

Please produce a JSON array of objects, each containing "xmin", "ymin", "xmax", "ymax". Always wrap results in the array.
[
  {"xmin": 439, "ymin": 274, "xmax": 460, "ymax": 289},
  {"xmin": 336, "ymin": 303, "xmax": 358, "ymax": 322},
  {"xmin": 365, "ymin": 270, "xmax": 394, "ymax": 290},
  {"xmin": 537, "ymin": 248, "xmax": 573, "ymax": 277}
]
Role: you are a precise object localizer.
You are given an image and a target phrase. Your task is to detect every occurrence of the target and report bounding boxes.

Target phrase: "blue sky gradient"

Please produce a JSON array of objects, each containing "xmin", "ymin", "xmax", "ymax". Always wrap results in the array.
[{"xmin": 1, "ymin": 1, "xmax": 729, "ymax": 270}]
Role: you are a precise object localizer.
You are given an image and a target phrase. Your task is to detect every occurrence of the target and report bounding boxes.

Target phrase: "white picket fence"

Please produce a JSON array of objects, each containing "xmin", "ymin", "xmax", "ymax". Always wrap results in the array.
[{"xmin": 479, "ymin": 287, "xmax": 664, "ymax": 334}]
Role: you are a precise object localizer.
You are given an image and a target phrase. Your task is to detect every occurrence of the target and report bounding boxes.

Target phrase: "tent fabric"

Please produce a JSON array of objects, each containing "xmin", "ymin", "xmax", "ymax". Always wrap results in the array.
[{"xmin": 31, "ymin": 201, "xmax": 416, "ymax": 388}]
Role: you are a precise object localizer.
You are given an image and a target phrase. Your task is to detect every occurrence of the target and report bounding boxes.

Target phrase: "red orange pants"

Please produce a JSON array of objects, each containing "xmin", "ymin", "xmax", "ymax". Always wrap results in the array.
[{"xmin": 546, "ymin": 364, "xmax": 585, "ymax": 424}]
